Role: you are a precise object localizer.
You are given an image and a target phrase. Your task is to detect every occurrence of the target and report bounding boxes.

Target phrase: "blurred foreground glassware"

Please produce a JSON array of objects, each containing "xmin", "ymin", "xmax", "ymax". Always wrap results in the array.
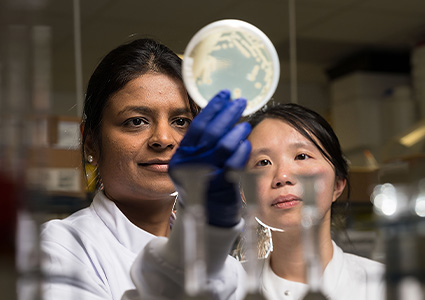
[
  {"xmin": 371, "ymin": 179, "xmax": 425, "ymax": 300},
  {"xmin": 299, "ymin": 175, "xmax": 327, "ymax": 300},
  {"xmin": 169, "ymin": 165, "xmax": 213, "ymax": 300},
  {"xmin": 229, "ymin": 170, "xmax": 267, "ymax": 300}
]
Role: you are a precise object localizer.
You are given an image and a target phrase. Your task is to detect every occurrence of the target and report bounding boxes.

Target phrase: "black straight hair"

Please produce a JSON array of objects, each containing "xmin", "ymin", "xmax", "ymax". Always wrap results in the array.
[
  {"xmin": 247, "ymin": 102, "xmax": 350, "ymax": 195},
  {"xmin": 247, "ymin": 102, "xmax": 351, "ymax": 242}
]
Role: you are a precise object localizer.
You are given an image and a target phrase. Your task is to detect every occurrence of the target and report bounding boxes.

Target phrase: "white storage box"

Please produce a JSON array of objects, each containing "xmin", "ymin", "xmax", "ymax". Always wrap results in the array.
[{"xmin": 331, "ymin": 72, "xmax": 410, "ymax": 104}]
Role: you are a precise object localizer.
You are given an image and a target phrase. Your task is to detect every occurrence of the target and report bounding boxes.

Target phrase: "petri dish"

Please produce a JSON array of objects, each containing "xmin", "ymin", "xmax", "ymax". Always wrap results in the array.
[{"xmin": 182, "ymin": 19, "xmax": 280, "ymax": 116}]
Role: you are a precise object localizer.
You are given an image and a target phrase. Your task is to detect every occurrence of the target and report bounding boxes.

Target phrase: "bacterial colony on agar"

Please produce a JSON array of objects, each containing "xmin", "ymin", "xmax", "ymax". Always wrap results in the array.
[{"xmin": 189, "ymin": 29, "xmax": 275, "ymax": 113}]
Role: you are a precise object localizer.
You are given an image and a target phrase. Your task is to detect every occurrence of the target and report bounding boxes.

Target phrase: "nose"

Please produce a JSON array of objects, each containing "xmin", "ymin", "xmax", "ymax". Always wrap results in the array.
[
  {"xmin": 148, "ymin": 122, "xmax": 176, "ymax": 150},
  {"xmin": 272, "ymin": 168, "xmax": 295, "ymax": 188}
]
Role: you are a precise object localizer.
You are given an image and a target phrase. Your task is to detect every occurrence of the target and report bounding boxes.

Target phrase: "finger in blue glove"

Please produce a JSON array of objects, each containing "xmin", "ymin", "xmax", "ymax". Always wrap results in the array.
[
  {"xmin": 169, "ymin": 89, "xmax": 252, "ymax": 228},
  {"xmin": 179, "ymin": 90, "xmax": 246, "ymax": 151}
]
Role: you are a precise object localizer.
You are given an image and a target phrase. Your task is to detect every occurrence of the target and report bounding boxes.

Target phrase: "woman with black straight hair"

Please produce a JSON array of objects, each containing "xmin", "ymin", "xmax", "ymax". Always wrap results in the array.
[{"xmin": 241, "ymin": 102, "xmax": 385, "ymax": 300}]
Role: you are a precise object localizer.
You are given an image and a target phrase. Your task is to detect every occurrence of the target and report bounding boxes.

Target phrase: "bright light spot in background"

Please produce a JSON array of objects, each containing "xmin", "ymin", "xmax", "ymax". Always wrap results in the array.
[
  {"xmin": 371, "ymin": 192, "xmax": 383, "ymax": 209},
  {"xmin": 371, "ymin": 183, "xmax": 399, "ymax": 216},
  {"xmin": 414, "ymin": 195, "xmax": 425, "ymax": 217},
  {"xmin": 415, "ymin": 179, "xmax": 425, "ymax": 217},
  {"xmin": 372, "ymin": 180, "xmax": 425, "ymax": 217},
  {"xmin": 398, "ymin": 277, "xmax": 423, "ymax": 300},
  {"xmin": 378, "ymin": 193, "xmax": 398, "ymax": 216}
]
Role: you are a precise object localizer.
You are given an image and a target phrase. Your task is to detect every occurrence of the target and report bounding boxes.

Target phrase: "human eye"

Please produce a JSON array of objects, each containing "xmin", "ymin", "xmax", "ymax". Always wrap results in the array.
[
  {"xmin": 295, "ymin": 153, "xmax": 311, "ymax": 160},
  {"xmin": 256, "ymin": 159, "xmax": 271, "ymax": 167},
  {"xmin": 172, "ymin": 117, "xmax": 192, "ymax": 129},
  {"xmin": 123, "ymin": 117, "xmax": 148, "ymax": 128}
]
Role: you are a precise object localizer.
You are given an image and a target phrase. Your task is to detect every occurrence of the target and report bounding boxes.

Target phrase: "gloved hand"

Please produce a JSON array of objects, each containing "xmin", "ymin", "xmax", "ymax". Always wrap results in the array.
[{"xmin": 169, "ymin": 90, "xmax": 251, "ymax": 227}]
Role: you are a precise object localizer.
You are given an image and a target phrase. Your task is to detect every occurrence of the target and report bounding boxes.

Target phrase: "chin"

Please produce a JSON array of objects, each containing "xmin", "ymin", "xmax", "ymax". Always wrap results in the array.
[{"xmin": 147, "ymin": 181, "xmax": 176, "ymax": 196}]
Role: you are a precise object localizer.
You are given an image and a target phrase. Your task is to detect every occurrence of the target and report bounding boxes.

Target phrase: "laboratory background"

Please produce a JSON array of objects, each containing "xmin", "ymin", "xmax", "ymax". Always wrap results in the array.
[{"xmin": 1, "ymin": 0, "xmax": 425, "ymax": 299}]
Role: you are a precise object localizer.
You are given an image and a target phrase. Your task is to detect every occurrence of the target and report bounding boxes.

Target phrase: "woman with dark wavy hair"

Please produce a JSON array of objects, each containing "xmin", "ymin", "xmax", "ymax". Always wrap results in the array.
[{"xmin": 40, "ymin": 39, "xmax": 249, "ymax": 300}]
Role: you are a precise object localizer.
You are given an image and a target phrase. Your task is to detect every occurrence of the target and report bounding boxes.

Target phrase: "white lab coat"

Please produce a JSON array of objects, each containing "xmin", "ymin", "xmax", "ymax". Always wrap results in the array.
[
  {"xmin": 258, "ymin": 241, "xmax": 386, "ymax": 300},
  {"xmin": 40, "ymin": 191, "xmax": 246, "ymax": 300},
  {"xmin": 40, "ymin": 190, "xmax": 385, "ymax": 300},
  {"xmin": 129, "ymin": 232, "xmax": 386, "ymax": 300}
]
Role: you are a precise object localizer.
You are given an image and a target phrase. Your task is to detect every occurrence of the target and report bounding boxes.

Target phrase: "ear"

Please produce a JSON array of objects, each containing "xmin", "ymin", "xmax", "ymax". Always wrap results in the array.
[
  {"xmin": 332, "ymin": 177, "xmax": 346, "ymax": 203},
  {"xmin": 240, "ymin": 190, "xmax": 246, "ymax": 204},
  {"xmin": 81, "ymin": 122, "xmax": 99, "ymax": 165}
]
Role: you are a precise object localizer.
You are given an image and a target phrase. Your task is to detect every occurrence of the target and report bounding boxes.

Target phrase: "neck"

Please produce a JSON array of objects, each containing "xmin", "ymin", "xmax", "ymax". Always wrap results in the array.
[
  {"xmin": 269, "ymin": 217, "xmax": 334, "ymax": 283},
  {"xmin": 111, "ymin": 194, "xmax": 176, "ymax": 237}
]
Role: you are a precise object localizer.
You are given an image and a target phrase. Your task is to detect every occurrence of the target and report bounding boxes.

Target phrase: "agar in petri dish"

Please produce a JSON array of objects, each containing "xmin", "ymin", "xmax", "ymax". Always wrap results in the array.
[{"xmin": 183, "ymin": 19, "xmax": 280, "ymax": 116}]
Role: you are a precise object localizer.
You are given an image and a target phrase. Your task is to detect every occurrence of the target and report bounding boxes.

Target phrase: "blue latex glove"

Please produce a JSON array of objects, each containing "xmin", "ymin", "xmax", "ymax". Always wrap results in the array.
[{"xmin": 169, "ymin": 90, "xmax": 251, "ymax": 227}]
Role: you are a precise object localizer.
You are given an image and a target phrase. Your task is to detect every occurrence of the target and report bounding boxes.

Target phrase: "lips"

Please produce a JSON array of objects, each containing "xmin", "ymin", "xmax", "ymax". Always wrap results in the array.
[
  {"xmin": 271, "ymin": 194, "xmax": 302, "ymax": 209},
  {"xmin": 138, "ymin": 160, "xmax": 170, "ymax": 173}
]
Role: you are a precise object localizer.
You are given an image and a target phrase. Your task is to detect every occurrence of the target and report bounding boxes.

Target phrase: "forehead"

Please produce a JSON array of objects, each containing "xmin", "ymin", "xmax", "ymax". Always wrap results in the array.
[
  {"xmin": 249, "ymin": 118, "xmax": 326, "ymax": 151},
  {"xmin": 106, "ymin": 73, "xmax": 189, "ymax": 111},
  {"xmin": 249, "ymin": 118, "xmax": 305, "ymax": 141}
]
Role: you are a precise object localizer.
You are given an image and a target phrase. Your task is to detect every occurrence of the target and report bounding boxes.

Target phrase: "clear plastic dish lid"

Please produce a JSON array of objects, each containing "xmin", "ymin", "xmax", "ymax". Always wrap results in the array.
[{"xmin": 183, "ymin": 19, "xmax": 280, "ymax": 116}]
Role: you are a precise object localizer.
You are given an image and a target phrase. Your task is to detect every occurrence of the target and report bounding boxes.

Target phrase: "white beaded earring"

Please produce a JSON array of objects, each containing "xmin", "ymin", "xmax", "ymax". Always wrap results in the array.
[{"xmin": 87, "ymin": 155, "xmax": 94, "ymax": 163}]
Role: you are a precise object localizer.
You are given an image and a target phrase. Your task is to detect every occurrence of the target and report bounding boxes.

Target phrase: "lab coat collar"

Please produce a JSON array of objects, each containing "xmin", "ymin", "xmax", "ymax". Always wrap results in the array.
[
  {"xmin": 92, "ymin": 191, "xmax": 156, "ymax": 254},
  {"xmin": 259, "ymin": 241, "xmax": 344, "ymax": 299},
  {"xmin": 321, "ymin": 241, "xmax": 345, "ymax": 295}
]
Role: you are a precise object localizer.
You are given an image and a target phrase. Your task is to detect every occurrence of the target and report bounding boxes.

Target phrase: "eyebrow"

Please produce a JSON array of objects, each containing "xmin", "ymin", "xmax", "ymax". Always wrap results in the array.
[
  {"xmin": 117, "ymin": 106, "xmax": 152, "ymax": 116},
  {"xmin": 117, "ymin": 106, "xmax": 192, "ymax": 117},
  {"xmin": 290, "ymin": 141, "xmax": 316, "ymax": 150},
  {"xmin": 250, "ymin": 148, "xmax": 272, "ymax": 157},
  {"xmin": 250, "ymin": 141, "xmax": 316, "ymax": 157}
]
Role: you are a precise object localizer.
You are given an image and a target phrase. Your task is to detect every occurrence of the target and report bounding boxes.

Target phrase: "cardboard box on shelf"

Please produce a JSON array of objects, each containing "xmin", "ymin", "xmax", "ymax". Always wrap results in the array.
[
  {"xmin": 380, "ymin": 154, "xmax": 425, "ymax": 184},
  {"xmin": 343, "ymin": 167, "xmax": 380, "ymax": 204},
  {"xmin": 27, "ymin": 115, "xmax": 81, "ymax": 149},
  {"xmin": 26, "ymin": 147, "xmax": 86, "ymax": 198},
  {"xmin": 49, "ymin": 115, "xmax": 81, "ymax": 149}
]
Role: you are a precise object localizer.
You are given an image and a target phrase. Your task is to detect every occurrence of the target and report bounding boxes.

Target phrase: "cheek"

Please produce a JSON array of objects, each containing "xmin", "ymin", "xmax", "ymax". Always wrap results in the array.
[
  {"xmin": 171, "ymin": 131, "xmax": 186, "ymax": 147},
  {"xmin": 295, "ymin": 162, "xmax": 335, "ymax": 195},
  {"xmin": 296, "ymin": 163, "xmax": 327, "ymax": 177},
  {"xmin": 312, "ymin": 168, "xmax": 338, "ymax": 211},
  {"xmin": 100, "ymin": 131, "xmax": 141, "ymax": 162},
  {"xmin": 297, "ymin": 161, "xmax": 335, "ymax": 182},
  {"xmin": 254, "ymin": 175, "xmax": 272, "ymax": 206}
]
